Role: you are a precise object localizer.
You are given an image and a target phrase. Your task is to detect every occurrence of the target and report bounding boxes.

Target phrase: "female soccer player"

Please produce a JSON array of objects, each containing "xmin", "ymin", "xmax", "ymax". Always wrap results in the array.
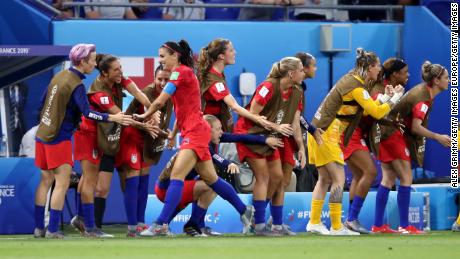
[
  {"xmin": 234, "ymin": 57, "xmax": 304, "ymax": 236},
  {"xmin": 33, "ymin": 44, "xmax": 131, "ymax": 238},
  {"xmin": 116, "ymin": 65, "xmax": 173, "ymax": 237},
  {"xmin": 74, "ymin": 54, "xmax": 144, "ymax": 237},
  {"xmin": 372, "ymin": 61, "xmax": 450, "ymax": 234},
  {"xmin": 135, "ymin": 39, "xmax": 254, "ymax": 236},
  {"xmin": 154, "ymin": 114, "xmax": 282, "ymax": 237},
  {"xmin": 306, "ymin": 48, "xmax": 403, "ymax": 235},
  {"xmin": 198, "ymin": 38, "xmax": 269, "ymax": 132},
  {"xmin": 343, "ymin": 58, "xmax": 408, "ymax": 234}
]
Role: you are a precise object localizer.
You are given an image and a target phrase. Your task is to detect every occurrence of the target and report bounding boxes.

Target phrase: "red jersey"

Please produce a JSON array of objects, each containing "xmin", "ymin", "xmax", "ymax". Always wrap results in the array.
[
  {"xmin": 203, "ymin": 68, "xmax": 230, "ymax": 115},
  {"xmin": 234, "ymin": 81, "xmax": 302, "ymax": 134},
  {"xmin": 79, "ymin": 77, "xmax": 131, "ymax": 133},
  {"xmin": 404, "ymin": 101, "xmax": 431, "ymax": 131},
  {"xmin": 169, "ymin": 65, "xmax": 207, "ymax": 135}
]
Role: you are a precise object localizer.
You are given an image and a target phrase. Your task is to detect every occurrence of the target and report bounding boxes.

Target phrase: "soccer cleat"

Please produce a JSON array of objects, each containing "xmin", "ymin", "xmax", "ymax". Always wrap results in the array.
[
  {"xmin": 45, "ymin": 230, "xmax": 65, "ymax": 239},
  {"xmin": 398, "ymin": 225, "xmax": 425, "ymax": 235},
  {"xmin": 184, "ymin": 223, "xmax": 207, "ymax": 237},
  {"xmin": 329, "ymin": 225, "xmax": 360, "ymax": 236},
  {"xmin": 452, "ymin": 221, "xmax": 460, "ymax": 232},
  {"xmin": 70, "ymin": 215, "xmax": 86, "ymax": 235},
  {"xmin": 201, "ymin": 226, "xmax": 222, "ymax": 236},
  {"xmin": 33, "ymin": 228, "xmax": 45, "ymax": 238},
  {"xmin": 371, "ymin": 224, "xmax": 398, "ymax": 234},
  {"xmin": 136, "ymin": 223, "xmax": 149, "ymax": 233},
  {"xmin": 95, "ymin": 228, "xmax": 114, "ymax": 238},
  {"xmin": 254, "ymin": 225, "xmax": 282, "ymax": 237},
  {"xmin": 344, "ymin": 220, "xmax": 370, "ymax": 234},
  {"xmin": 126, "ymin": 229, "xmax": 138, "ymax": 238},
  {"xmin": 306, "ymin": 222, "xmax": 330, "ymax": 235},
  {"xmin": 140, "ymin": 223, "xmax": 173, "ymax": 237},
  {"xmin": 84, "ymin": 229, "xmax": 103, "ymax": 238},
  {"xmin": 272, "ymin": 224, "xmax": 297, "ymax": 236},
  {"xmin": 240, "ymin": 205, "xmax": 255, "ymax": 234}
]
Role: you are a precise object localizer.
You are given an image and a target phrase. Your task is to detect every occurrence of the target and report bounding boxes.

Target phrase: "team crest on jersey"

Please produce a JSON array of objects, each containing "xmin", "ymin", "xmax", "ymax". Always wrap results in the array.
[
  {"xmin": 131, "ymin": 153, "xmax": 138, "ymax": 163},
  {"xmin": 405, "ymin": 148, "xmax": 410, "ymax": 157},
  {"xmin": 100, "ymin": 96, "xmax": 109, "ymax": 105},
  {"xmin": 92, "ymin": 149, "xmax": 98, "ymax": 159},
  {"xmin": 259, "ymin": 86, "xmax": 269, "ymax": 98},
  {"xmin": 215, "ymin": 82, "xmax": 225, "ymax": 93},
  {"xmin": 420, "ymin": 104, "xmax": 429, "ymax": 114},
  {"xmin": 170, "ymin": 71, "xmax": 180, "ymax": 80},
  {"xmin": 360, "ymin": 139, "xmax": 366, "ymax": 147}
]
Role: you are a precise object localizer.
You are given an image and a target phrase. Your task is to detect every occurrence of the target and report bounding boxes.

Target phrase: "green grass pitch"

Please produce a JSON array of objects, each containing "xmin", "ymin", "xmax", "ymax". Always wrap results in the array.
[{"xmin": 0, "ymin": 225, "xmax": 458, "ymax": 259}]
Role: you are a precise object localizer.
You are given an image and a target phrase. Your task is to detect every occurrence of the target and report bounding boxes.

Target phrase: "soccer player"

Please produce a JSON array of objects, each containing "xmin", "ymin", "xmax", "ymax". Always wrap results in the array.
[
  {"xmin": 155, "ymin": 114, "xmax": 282, "ymax": 236},
  {"xmin": 453, "ymin": 212, "xmax": 460, "ymax": 232},
  {"xmin": 73, "ymin": 54, "xmax": 144, "ymax": 237},
  {"xmin": 33, "ymin": 44, "xmax": 131, "ymax": 238},
  {"xmin": 294, "ymin": 52, "xmax": 323, "ymax": 144},
  {"xmin": 116, "ymin": 65, "xmax": 173, "ymax": 237},
  {"xmin": 306, "ymin": 48, "xmax": 403, "ymax": 235},
  {"xmin": 198, "ymin": 38, "xmax": 269, "ymax": 132},
  {"xmin": 234, "ymin": 57, "xmax": 304, "ymax": 236},
  {"xmin": 91, "ymin": 72, "xmax": 151, "ymax": 236},
  {"xmin": 343, "ymin": 58, "xmax": 408, "ymax": 234},
  {"xmin": 135, "ymin": 39, "xmax": 254, "ymax": 236},
  {"xmin": 371, "ymin": 61, "xmax": 450, "ymax": 234}
]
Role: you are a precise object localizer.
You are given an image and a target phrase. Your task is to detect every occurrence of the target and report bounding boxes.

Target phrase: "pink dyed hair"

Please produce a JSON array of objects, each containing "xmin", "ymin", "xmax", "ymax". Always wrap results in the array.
[{"xmin": 69, "ymin": 43, "xmax": 96, "ymax": 66}]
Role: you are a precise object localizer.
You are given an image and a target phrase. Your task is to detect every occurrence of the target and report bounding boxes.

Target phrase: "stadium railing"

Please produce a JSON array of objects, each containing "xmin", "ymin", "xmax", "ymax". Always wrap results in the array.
[{"xmin": 54, "ymin": 1, "xmax": 404, "ymax": 21}]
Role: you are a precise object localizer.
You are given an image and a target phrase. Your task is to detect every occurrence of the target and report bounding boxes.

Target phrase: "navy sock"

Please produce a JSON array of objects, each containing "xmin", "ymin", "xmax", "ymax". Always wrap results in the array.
[
  {"xmin": 168, "ymin": 209, "xmax": 181, "ymax": 223},
  {"xmin": 124, "ymin": 176, "xmax": 140, "ymax": 227},
  {"xmin": 374, "ymin": 184, "xmax": 390, "ymax": 227},
  {"xmin": 137, "ymin": 175, "xmax": 149, "ymax": 224},
  {"xmin": 156, "ymin": 180, "xmax": 184, "ymax": 224},
  {"xmin": 270, "ymin": 205, "xmax": 283, "ymax": 225},
  {"xmin": 253, "ymin": 200, "xmax": 266, "ymax": 225},
  {"xmin": 82, "ymin": 203, "xmax": 95, "ymax": 229},
  {"xmin": 348, "ymin": 196, "xmax": 364, "ymax": 221},
  {"xmin": 198, "ymin": 210, "xmax": 206, "ymax": 228},
  {"xmin": 189, "ymin": 202, "xmax": 207, "ymax": 227},
  {"xmin": 76, "ymin": 192, "xmax": 84, "ymax": 218},
  {"xmin": 210, "ymin": 178, "xmax": 245, "ymax": 215},
  {"xmin": 34, "ymin": 205, "xmax": 45, "ymax": 230},
  {"xmin": 48, "ymin": 209, "xmax": 62, "ymax": 233},
  {"xmin": 94, "ymin": 197, "xmax": 106, "ymax": 229},
  {"xmin": 397, "ymin": 185, "xmax": 411, "ymax": 228}
]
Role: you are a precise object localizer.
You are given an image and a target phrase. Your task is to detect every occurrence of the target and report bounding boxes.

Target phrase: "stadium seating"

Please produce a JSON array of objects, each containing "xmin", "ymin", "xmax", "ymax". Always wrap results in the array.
[
  {"xmin": 422, "ymin": 0, "xmax": 451, "ymax": 26},
  {"xmin": 203, "ymin": 0, "xmax": 242, "ymax": 20}
]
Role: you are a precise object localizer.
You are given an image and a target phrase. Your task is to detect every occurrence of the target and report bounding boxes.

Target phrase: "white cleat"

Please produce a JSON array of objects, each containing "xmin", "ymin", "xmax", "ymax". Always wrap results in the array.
[
  {"xmin": 140, "ymin": 223, "xmax": 173, "ymax": 237},
  {"xmin": 330, "ymin": 225, "xmax": 360, "ymax": 236},
  {"xmin": 306, "ymin": 222, "xmax": 330, "ymax": 235}
]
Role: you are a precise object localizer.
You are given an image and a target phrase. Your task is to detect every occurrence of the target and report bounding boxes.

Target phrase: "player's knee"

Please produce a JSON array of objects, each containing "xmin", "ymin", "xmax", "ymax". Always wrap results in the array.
[{"xmin": 95, "ymin": 186, "xmax": 110, "ymax": 198}]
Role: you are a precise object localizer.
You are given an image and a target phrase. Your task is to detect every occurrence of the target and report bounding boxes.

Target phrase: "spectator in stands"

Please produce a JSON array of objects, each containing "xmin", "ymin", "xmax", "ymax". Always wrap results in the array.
[
  {"xmin": 339, "ymin": 0, "xmax": 395, "ymax": 21},
  {"xmin": 130, "ymin": 0, "xmax": 163, "ymax": 19},
  {"xmin": 293, "ymin": 0, "xmax": 333, "ymax": 20},
  {"xmin": 238, "ymin": 0, "xmax": 296, "ymax": 21},
  {"xmin": 162, "ymin": 0, "xmax": 205, "ymax": 20},
  {"xmin": 85, "ymin": 0, "xmax": 138, "ymax": 19},
  {"xmin": 51, "ymin": 0, "xmax": 75, "ymax": 18}
]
